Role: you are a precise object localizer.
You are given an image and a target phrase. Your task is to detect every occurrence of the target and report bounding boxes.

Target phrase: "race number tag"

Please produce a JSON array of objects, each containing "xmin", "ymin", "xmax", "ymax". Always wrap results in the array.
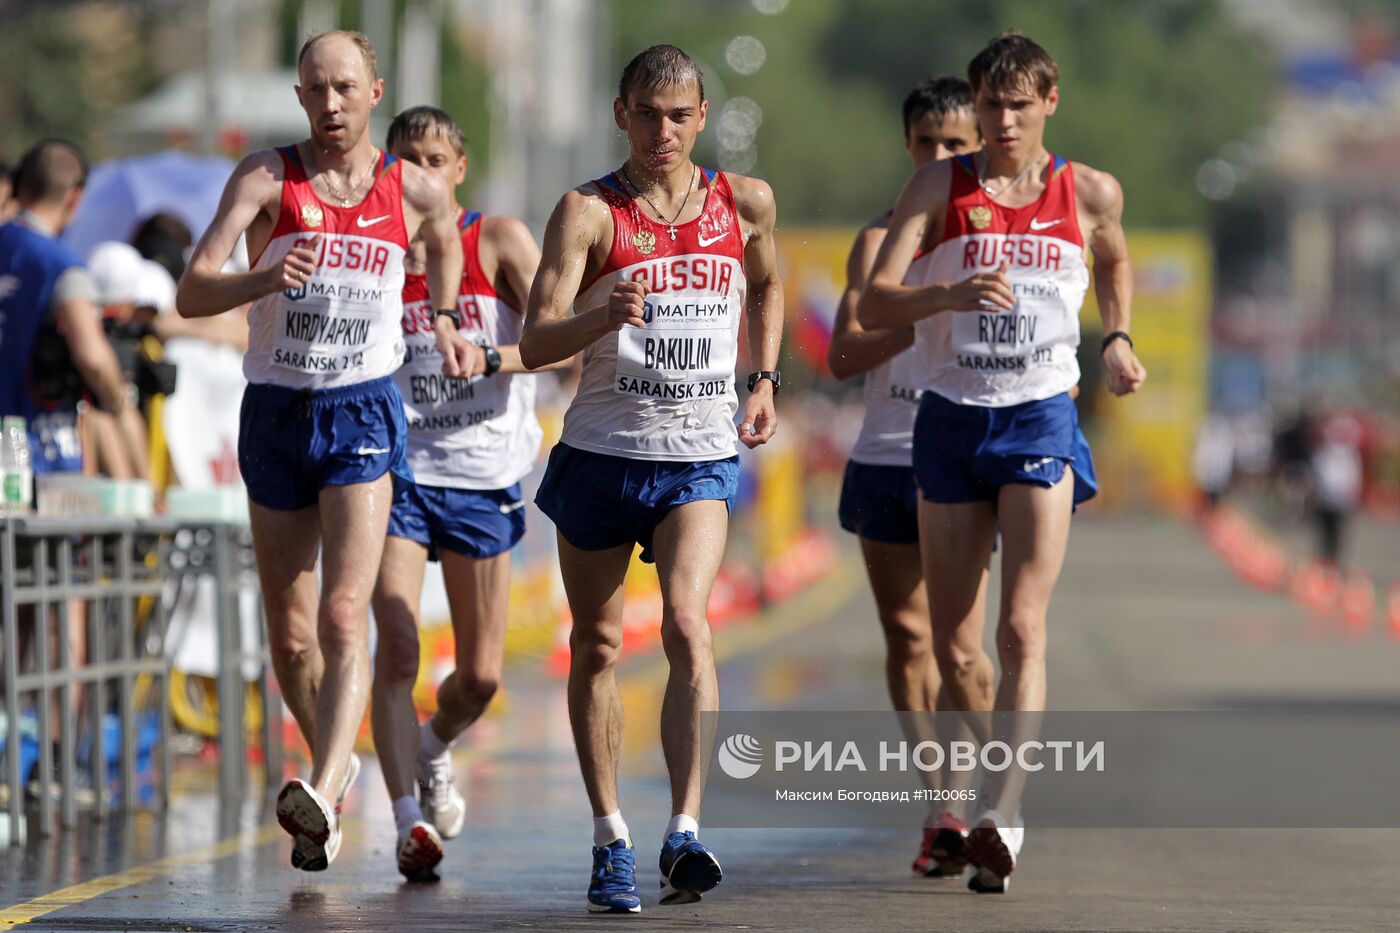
[
  {"xmin": 951, "ymin": 296, "xmax": 1065, "ymax": 374},
  {"xmin": 273, "ymin": 299, "xmax": 382, "ymax": 376},
  {"xmin": 615, "ymin": 294, "xmax": 737, "ymax": 400}
]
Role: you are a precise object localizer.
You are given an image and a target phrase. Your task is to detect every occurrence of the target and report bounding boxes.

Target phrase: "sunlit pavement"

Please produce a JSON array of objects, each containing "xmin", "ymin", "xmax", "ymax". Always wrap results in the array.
[{"xmin": 3, "ymin": 514, "xmax": 1400, "ymax": 931}]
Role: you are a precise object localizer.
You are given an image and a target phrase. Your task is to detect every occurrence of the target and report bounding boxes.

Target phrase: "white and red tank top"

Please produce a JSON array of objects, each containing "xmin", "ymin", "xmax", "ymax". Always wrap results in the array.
[
  {"xmin": 560, "ymin": 168, "xmax": 746, "ymax": 461},
  {"xmin": 911, "ymin": 153, "xmax": 1088, "ymax": 407},
  {"xmin": 850, "ymin": 216, "xmax": 932, "ymax": 468},
  {"xmin": 395, "ymin": 211, "xmax": 541, "ymax": 490},
  {"xmin": 245, "ymin": 146, "xmax": 409, "ymax": 388}
]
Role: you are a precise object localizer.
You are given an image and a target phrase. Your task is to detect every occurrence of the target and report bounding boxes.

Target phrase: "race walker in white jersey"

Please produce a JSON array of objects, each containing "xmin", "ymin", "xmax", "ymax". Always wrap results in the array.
[
  {"xmin": 369, "ymin": 105, "xmax": 556, "ymax": 882},
  {"xmin": 176, "ymin": 30, "xmax": 466, "ymax": 875},
  {"xmin": 520, "ymin": 44, "xmax": 783, "ymax": 915},
  {"xmin": 828, "ymin": 75, "xmax": 987, "ymax": 881}
]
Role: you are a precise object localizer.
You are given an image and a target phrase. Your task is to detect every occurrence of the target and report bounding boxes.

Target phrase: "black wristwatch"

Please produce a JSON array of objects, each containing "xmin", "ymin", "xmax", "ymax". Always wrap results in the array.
[
  {"xmin": 1101, "ymin": 331, "xmax": 1133, "ymax": 354},
  {"xmin": 481, "ymin": 344, "xmax": 502, "ymax": 377},
  {"xmin": 435, "ymin": 308, "xmax": 461, "ymax": 329},
  {"xmin": 747, "ymin": 370, "xmax": 781, "ymax": 394}
]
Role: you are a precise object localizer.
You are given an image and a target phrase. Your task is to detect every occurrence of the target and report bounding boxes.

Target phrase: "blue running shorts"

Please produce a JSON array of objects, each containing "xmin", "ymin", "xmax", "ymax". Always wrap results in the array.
[
  {"xmin": 387, "ymin": 480, "xmax": 525, "ymax": 561},
  {"xmin": 238, "ymin": 375, "xmax": 410, "ymax": 512},
  {"xmin": 534, "ymin": 443, "xmax": 739, "ymax": 564},
  {"xmin": 912, "ymin": 390, "xmax": 1097, "ymax": 506},
  {"xmin": 837, "ymin": 460, "xmax": 920, "ymax": 545}
]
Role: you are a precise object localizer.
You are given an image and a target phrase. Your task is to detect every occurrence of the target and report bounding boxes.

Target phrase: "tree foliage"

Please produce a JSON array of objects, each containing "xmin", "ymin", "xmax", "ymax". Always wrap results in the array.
[{"xmin": 612, "ymin": 0, "xmax": 1275, "ymax": 226}]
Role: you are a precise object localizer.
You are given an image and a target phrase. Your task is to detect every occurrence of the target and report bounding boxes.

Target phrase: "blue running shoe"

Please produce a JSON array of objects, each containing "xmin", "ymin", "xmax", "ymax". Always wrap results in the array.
[
  {"xmin": 588, "ymin": 839, "xmax": 641, "ymax": 914},
  {"xmin": 658, "ymin": 831, "xmax": 723, "ymax": 905}
]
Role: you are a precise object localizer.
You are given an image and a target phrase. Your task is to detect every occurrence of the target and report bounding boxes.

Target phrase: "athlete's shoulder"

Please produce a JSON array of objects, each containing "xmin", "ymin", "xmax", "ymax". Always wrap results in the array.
[
  {"xmin": 231, "ymin": 148, "xmax": 288, "ymax": 189},
  {"xmin": 901, "ymin": 157, "xmax": 957, "ymax": 211},
  {"xmin": 723, "ymin": 172, "xmax": 776, "ymax": 225},
  {"xmin": 216, "ymin": 148, "xmax": 287, "ymax": 217},
  {"xmin": 552, "ymin": 183, "xmax": 616, "ymax": 239},
  {"xmin": 1068, "ymin": 161, "xmax": 1123, "ymax": 217},
  {"xmin": 851, "ymin": 220, "xmax": 888, "ymax": 259},
  {"xmin": 478, "ymin": 214, "xmax": 537, "ymax": 255}
]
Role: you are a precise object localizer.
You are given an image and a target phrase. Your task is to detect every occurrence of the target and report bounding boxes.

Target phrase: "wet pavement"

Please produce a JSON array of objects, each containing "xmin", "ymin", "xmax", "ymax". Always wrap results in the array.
[{"xmin": 3, "ymin": 514, "xmax": 1400, "ymax": 931}]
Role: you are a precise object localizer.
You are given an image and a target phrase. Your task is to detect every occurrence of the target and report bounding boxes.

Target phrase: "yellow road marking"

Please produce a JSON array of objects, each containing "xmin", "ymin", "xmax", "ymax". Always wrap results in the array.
[
  {"xmin": 0, "ymin": 819, "xmax": 358, "ymax": 929},
  {"xmin": 0, "ymin": 555, "xmax": 861, "ymax": 927}
]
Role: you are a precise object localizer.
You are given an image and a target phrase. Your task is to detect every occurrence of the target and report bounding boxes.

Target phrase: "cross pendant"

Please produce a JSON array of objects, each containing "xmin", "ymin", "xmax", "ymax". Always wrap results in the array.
[{"xmin": 667, "ymin": 226, "xmax": 678, "ymax": 240}]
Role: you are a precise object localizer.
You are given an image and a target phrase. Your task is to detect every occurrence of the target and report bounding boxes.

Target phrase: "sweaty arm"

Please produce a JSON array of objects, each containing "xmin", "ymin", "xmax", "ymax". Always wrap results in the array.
[
  {"xmin": 733, "ymin": 175, "xmax": 782, "ymax": 448},
  {"xmin": 177, "ymin": 151, "xmax": 290, "ymax": 317},
  {"xmin": 858, "ymin": 159, "xmax": 1013, "ymax": 330},
  {"xmin": 826, "ymin": 223, "xmax": 914, "ymax": 380},
  {"xmin": 519, "ymin": 190, "xmax": 619, "ymax": 370},
  {"xmin": 482, "ymin": 216, "xmax": 570, "ymax": 374},
  {"xmin": 1079, "ymin": 165, "xmax": 1146, "ymax": 396}
]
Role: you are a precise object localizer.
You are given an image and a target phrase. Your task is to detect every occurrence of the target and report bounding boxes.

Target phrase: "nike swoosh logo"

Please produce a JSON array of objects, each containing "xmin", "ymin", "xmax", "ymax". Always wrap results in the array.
[
  {"xmin": 1022, "ymin": 456, "xmax": 1056, "ymax": 472},
  {"xmin": 1029, "ymin": 219, "xmax": 1063, "ymax": 231},
  {"xmin": 356, "ymin": 214, "xmax": 390, "ymax": 228},
  {"xmin": 697, "ymin": 230, "xmax": 729, "ymax": 247},
  {"xmin": 499, "ymin": 500, "xmax": 525, "ymax": 514},
  {"xmin": 356, "ymin": 446, "xmax": 391, "ymax": 456}
]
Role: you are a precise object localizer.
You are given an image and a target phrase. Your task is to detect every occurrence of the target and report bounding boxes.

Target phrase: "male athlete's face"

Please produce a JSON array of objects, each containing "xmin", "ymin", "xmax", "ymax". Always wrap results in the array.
[
  {"xmin": 905, "ymin": 108, "xmax": 980, "ymax": 168},
  {"xmin": 974, "ymin": 78, "xmax": 1058, "ymax": 161},
  {"xmin": 391, "ymin": 131, "xmax": 467, "ymax": 191},
  {"xmin": 613, "ymin": 82, "xmax": 708, "ymax": 175},
  {"xmin": 296, "ymin": 38, "xmax": 384, "ymax": 154}
]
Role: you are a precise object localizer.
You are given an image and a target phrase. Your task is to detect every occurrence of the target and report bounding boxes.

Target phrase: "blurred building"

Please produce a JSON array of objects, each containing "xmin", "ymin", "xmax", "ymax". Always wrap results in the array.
[{"xmin": 1210, "ymin": 0, "xmax": 1400, "ymax": 416}]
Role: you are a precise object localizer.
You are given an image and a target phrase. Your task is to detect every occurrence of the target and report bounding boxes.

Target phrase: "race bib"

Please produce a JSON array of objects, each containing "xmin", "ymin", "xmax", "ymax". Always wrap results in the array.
[
  {"xmin": 951, "ymin": 296, "xmax": 1065, "ymax": 374},
  {"xmin": 399, "ymin": 329, "xmax": 505, "ymax": 434},
  {"xmin": 273, "ymin": 299, "xmax": 389, "ymax": 377},
  {"xmin": 614, "ymin": 293, "xmax": 738, "ymax": 400}
]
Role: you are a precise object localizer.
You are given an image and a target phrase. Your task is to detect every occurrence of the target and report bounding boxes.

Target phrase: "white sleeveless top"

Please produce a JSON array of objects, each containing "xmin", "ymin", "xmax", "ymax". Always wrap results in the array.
[
  {"xmin": 849, "ymin": 247, "xmax": 934, "ymax": 467},
  {"xmin": 395, "ymin": 211, "xmax": 542, "ymax": 490},
  {"xmin": 912, "ymin": 153, "xmax": 1088, "ymax": 407},
  {"xmin": 245, "ymin": 146, "xmax": 408, "ymax": 389},
  {"xmin": 559, "ymin": 169, "xmax": 747, "ymax": 461}
]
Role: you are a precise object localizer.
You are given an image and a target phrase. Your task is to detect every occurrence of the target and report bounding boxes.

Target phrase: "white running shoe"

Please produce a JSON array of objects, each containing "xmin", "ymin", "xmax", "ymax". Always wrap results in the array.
[
  {"xmin": 336, "ymin": 752, "xmax": 361, "ymax": 811},
  {"xmin": 396, "ymin": 820, "xmax": 445, "ymax": 880},
  {"xmin": 965, "ymin": 808, "xmax": 1024, "ymax": 894},
  {"xmin": 277, "ymin": 779, "xmax": 341, "ymax": 872},
  {"xmin": 417, "ymin": 751, "xmax": 466, "ymax": 840}
]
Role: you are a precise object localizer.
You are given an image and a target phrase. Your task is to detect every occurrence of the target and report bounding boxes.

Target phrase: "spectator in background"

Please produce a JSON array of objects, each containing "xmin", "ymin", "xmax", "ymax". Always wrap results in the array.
[
  {"xmin": 1310, "ymin": 414, "xmax": 1363, "ymax": 568},
  {"xmin": 0, "ymin": 140, "xmax": 127, "ymax": 477},
  {"xmin": 0, "ymin": 158, "xmax": 16, "ymax": 223},
  {"xmin": 131, "ymin": 211, "xmax": 193, "ymax": 281},
  {"xmin": 131, "ymin": 214, "xmax": 249, "ymax": 351},
  {"xmin": 85, "ymin": 241, "xmax": 151, "ymax": 480},
  {"xmin": 1193, "ymin": 412, "xmax": 1234, "ymax": 511}
]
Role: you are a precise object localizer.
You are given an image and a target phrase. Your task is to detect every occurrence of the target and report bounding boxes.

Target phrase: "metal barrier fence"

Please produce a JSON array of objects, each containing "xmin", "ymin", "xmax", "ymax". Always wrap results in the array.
[{"xmin": 0, "ymin": 517, "xmax": 279, "ymax": 845}]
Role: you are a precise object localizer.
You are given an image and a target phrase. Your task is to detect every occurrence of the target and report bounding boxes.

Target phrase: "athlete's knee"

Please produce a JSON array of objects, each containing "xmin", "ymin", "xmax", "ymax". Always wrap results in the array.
[
  {"xmin": 318, "ymin": 598, "xmax": 368, "ymax": 653},
  {"xmin": 881, "ymin": 610, "xmax": 933, "ymax": 662},
  {"xmin": 373, "ymin": 623, "xmax": 420, "ymax": 685},
  {"xmin": 267, "ymin": 609, "xmax": 317, "ymax": 670},
  {"xmin": 932, "ymin": 636, "xmax": 986, "ymax": 680},
  {"xmin": 448, "ymin": 668, "xmax": 499, "ymax": 709},
  {"xmin": 570, "ymin": 621, "xmax": 623, "ymax": 673},
  {"xmin": 996, "ymin": 609, "xmax": 1047, "ymax": 667},
  {"xmin": 659, "ymin": 608, "xmax": 713, "ymax": 665}
]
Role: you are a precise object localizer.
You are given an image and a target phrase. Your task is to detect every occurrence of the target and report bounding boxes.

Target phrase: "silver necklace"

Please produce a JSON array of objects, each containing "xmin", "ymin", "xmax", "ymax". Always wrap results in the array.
[
  {"xmin": 622, "ymin": 164, "xmax": 697, "ymax": 240},
  {"xmin": 977, "ymin": 152, "xmax": 1045, "ymax": 200},
  {"xmin": 314, "ymin": 151, "xmax": 377, "ymax": 207}
]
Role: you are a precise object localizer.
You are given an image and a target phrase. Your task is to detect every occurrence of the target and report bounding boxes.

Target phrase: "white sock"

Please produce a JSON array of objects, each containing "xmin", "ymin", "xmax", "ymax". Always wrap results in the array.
[
  {"xmin": 593, "ymin": 811, "xmax": 630, "ymax": 847},
  {"xmin": 420, "ymin": 720, "xmax": 451, "ymax": 760},
  {"xmin": 392, "ymin": 795, "xmax": 423, "ymax": 833},
  {"xmin": 665, "ymin": 813, "xmax": 699, "ymax": 839}
]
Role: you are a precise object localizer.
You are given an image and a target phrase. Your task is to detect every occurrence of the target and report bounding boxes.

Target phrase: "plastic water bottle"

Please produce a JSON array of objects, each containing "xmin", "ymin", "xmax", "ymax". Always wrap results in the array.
[{"xmin": 2, "ymin": 417, "xmax": 32, "ymax": 515}]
